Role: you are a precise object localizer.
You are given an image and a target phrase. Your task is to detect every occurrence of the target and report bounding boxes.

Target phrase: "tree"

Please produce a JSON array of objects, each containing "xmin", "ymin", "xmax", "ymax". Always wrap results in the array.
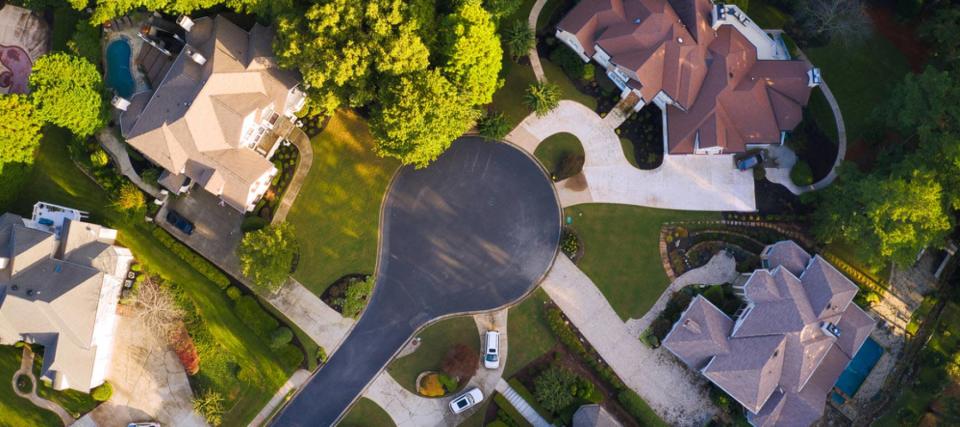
[
  {"xmin": 441, "ymin": 343, "xmax": 480, "ymax": 379},
  {"xmin": 525, "ymin": 82, "xmax": 560, "ymax": 116},
  {"xmin": 883, "ymin": 68, "xmax": 960, "ymax": 142},
  {"xmin": 68, "ymin": 20, "xmax": 102, "ymax": 63},
  {"xmin": 477, "ymin": 110, "xmax": 510, "ymax": 141},
  {"xmin": 370, "ymin": 70, "xmax": 480, "ymax": 167},
  {"xmin": 338, "ymin": 275, "xmax": 375, "ymax": 318},
  {"xmin": 29, "ymin": 53, "xmax": 104, "ymax": 137},
  {"xmin": 115, "ymin": 182, "xmax": 146, "ymax": 213},
  {"xmin": 795, "ymin": 0, "xmax": 870, "ymax": 47},
  {"xmin": 439, "ymin": 0, "xmax": 503, "ymax": 107},
  {"xmin": 0, "ymin": 94, "xmax": 42, "ymax": 170},
  {"xmin": 534, "ymin": 365, "xmax": 578, "ymax": 413},
  {"xmin": 131, "ymin": 276, "xmax": 185, "ymax": 342},
  {"xmin": 920, "ymin": 6, "xmax": 960, "ymax": 70},
  {"xmin": 237, "ymin": 223, "xmax": 298, "ymax": 293},
  {"xmin": 193, "ymin": 389, "xmax": 225, "ymax": 426},
  {"xmin": 503, "ymin": 20, "xmax": 535, "ymax": 61}
]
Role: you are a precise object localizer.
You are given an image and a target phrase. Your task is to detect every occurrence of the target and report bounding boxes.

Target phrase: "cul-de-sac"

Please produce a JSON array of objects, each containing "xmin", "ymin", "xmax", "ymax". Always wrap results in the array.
[{"xmin": 0, "ymin": 0, "xmax": 957, "ymax": 426}]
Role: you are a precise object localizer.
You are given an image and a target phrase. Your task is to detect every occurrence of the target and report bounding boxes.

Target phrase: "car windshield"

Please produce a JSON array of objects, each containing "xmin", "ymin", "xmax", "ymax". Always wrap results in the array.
[
  {"xmin": 456, "ymin": 398, "xmax": 469, "ymax": 408},
  {"xmin": 485, "ymin": 354, "xmax": 497, "ymax": 362}
]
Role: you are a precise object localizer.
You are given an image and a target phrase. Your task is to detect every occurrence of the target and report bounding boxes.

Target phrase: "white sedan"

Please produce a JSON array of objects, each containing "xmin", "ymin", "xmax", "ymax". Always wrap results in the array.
[{"xmin": 449, "ymin": 388, "xmax": 484, "ymax": 414}]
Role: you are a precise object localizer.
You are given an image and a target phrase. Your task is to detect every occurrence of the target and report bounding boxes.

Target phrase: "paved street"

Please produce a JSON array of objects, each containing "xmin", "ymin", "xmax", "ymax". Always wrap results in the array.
[{"xmin": 272, "ymin": 137, "xmax": 561, "ymax": 426}]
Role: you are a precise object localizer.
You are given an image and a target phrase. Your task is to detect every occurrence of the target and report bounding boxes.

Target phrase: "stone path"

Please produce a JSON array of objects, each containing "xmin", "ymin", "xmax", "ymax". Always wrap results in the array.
[
  {"xmin": 363, "ymin": 310, "xmax": 509, "ymax": 426},
  {"xmin": 271, "ymin": 125, "xmax": 314, "ymax": 225},
  {"xmin": 98, "ymin": 128, "xmax": 161, "ymax": 198},
  {"xmin": 508, "ymin": 101, "xmax": 756, "ymax": 211},
  {"xmin": 527, "ymin": 0, "xmax": 547, "ymax": 82},
  {"xmin": 265, "ymin": 277, "xmax": 355, "ymax": 353},
  {"xmin": 12, "ymin": 347, "xmax": 76, "ymax": 427},
  {"xmin": 540, "ymin": 256, "xmax": 716, "ymax": 425},
  {"xmin": 625, "ymin": 252, "xmax": 739, "ymax": 338},
  {"xmin": 249, "ymin": 369, "xmax": 311, "ymax": 427},
  {"xmin": 494, "ymin": 378, "xmax": 551, "ymax": 427}
]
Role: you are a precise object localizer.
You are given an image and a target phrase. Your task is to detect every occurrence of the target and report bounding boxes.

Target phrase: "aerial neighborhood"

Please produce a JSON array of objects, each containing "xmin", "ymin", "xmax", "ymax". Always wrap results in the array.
[{"xmin": 0, "ymin": 0, "xmax": 957, "ymax": 427}]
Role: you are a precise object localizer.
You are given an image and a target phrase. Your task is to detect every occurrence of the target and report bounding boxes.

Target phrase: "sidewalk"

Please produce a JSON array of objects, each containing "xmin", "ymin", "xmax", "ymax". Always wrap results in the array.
[
  {"xmin": 12, "ymin": 347, "xmax": 76, "ymax": 427},
  {"xmin": 540, "ymin": 256, "xmax": 716, "ymax": 425},
  {"xmin": 98, "ymin": 128, "xmax": 161, "ymax": 198},
  {"xmin": 249, "ymin": 369, "xmax": 311, "ymax": 427},
  {"xmin": 265, "ymin": 278, "xmax": 355, "ymax": 352}
]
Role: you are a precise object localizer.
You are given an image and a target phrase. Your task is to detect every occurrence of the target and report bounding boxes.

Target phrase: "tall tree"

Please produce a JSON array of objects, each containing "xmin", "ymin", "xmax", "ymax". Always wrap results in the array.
[
  {"xmin": 29, "ymin": 53, "xmax": 104, "ymax": 137},
  {"xmin": 237, "ymin": 222, "xmax": 298, "ymax": 293},
  {"xmin": 0, "ymin": 94, "xmax": 43, "ymax": 169},
  {"xmin": 795, "ymin": 0, "xmax": 870, "ymax": 46},
  {"xmin": 883, "ymin": 68, "xmax": 960, "ymax": 141},
  {"xmin": 439, "ymin": 0, "xmax": 503, "ymax": 107}
]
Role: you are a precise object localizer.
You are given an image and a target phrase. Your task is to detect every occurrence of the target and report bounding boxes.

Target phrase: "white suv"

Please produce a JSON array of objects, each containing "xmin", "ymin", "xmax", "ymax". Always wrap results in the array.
[
  {"xmin": 483, "ymin": 330, "xmax": 500, "ymax": 369},
  {"xmin": 449, "ymin": 388, "xmax": 484, "ymax": 414}
]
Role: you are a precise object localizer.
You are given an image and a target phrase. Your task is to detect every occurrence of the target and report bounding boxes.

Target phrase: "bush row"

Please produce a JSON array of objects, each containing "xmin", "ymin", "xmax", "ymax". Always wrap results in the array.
[
  {"xmin": 150, "ymin": 226, "xmax": 231, "ymax": 288},
  {"xmin": 493, "ymin": 393, "xmax": 533, "ymax": 427},
  {"xmin": 618, "ymin": 390, "xmax": 666, "ymax": 427},
  {"xmin": 545, "ymin": 307, "xmax": 625, "ymax": 390}
]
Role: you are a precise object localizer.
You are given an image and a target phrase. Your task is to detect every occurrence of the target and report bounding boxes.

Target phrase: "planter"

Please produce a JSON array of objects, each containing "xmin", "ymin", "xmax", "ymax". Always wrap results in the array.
[
  {"xmin": 416, "ymin": 371, "xmax": 460, "ymax": 398},
  {"xmin": 15, "ymin": 374, "xmax": 32, "ymax": 394}
]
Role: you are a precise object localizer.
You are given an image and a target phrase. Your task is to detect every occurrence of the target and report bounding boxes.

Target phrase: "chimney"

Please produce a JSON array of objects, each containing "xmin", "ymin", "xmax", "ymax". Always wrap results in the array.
[{"xmin": 177, "ymin": 16, "xmax": 195, "ymax": 32}]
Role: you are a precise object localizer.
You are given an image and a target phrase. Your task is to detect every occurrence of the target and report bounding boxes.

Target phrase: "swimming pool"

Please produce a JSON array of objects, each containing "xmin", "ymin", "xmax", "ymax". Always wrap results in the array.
[
  {"xmin": 105, "ymin": 38, "xmax": 135, "ymax": 99},
  {"xmin": 832, "ymin": 337, "xmax": 884, "ymax": 403}
]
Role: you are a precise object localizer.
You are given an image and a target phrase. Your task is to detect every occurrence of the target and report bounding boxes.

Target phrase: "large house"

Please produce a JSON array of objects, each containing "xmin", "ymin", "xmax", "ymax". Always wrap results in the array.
[
  {"xmin": 0, "ymin": 203, "xmax": 133, "ymax": 393},
  {"xmin": 119, "ymin": 15, "xmax": 306, "ymax": 212},
  {"xmin": 663, "ymin": 241, "xmax": 876, "ymax": 426},
  {"xmin": 556, "ymin": 0, "xmax": 821, "ymax": 155}
]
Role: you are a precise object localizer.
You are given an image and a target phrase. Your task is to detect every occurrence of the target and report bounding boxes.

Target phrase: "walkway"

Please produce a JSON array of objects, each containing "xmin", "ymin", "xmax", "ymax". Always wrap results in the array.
[
  {"xmin": 271, "ymin": 123, "xmax": 314, "ymax": 224},
  {"xmin": 508, "ymin": 101, "xmax": 756, "ymax": 211},
  {"xmin": 495, "ymin": 378, "xmax": 551, "ymax": 427},
  {"xmin": 540, "ymin": 256, "xmax": 716, "ymax": 425},
  {"xmin": 527, "ymin": 0, "xmax": 547, "ymax": 82},
  {"xmin": 250, "ymin": 369, "xmax": 312, "ymax": 427},
  {"xmin": 266, "ymin": 277, "xmax": 355, "ymax": 352},
  {"xmin": 625, "ymin": 252, "xmax": 739, "ymax": 337},
  {"xmin": 12, "ymin": 347, "xmax": 76, "ymax": 427},
  {"xmin": 97, "ymin": 128, "xmax": 161, "ymax": 198}
]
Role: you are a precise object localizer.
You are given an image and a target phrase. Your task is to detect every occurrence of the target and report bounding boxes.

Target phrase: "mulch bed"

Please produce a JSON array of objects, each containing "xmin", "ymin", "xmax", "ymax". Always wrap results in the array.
[{"xmin": 319, "ymin": 273, "xmax": 368, "ymax": 314}]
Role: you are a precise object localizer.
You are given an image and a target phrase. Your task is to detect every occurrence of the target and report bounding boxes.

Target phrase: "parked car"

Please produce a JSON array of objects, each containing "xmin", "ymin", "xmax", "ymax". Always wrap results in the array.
[
  {"xmin": 449, "ymin": 388, "xmax": 484, "ymax": 414},
  {"xmin": 165, "ymin": 210, "xmax": 195, "ymax": 235},
  {"xmin": 127, "ymin": 423, "xmax": 160, "ymax": 427},
  {"xmin": 483, "ymin": 330, "xmax": 500, "ymax": 369},
  {"xmin": 735, "ymin": 151, "xmax": 765, "ymax": 171}
]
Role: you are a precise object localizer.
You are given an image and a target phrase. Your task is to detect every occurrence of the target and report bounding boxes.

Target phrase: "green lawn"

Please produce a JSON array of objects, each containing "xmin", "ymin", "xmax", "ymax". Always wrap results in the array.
[
  {"xmin": 542, "ymin": 60, "xmax": 598, "ymax": 111},
  {"xmin": 29, "ymin": 350, "xmax": 99, "ymax": 418},
  {"xmin": 533, "ymin": 132, "xmax": 583, "ymax": 178},
  {"xmin": 806, "ymin": 87, "xmax": 839, "ymax": 144},
  {"xmin": 747, "ymin": 1, "xmax": 790, "ymax": 28},
  {"xmin": 491, "ymin": 57, "xmax": 538, "ymax": 130},
  {"xmin": 619, "ymin": 138, "xmax": 640, "ymax": 168},
  {"xmin": 504, "ymin": 288, "xmax": 558, "ymax": 378},
  {"xmin": 564, "ymin": 205, "xmax": 720, "ymax": 320},
  {"xmin": 286, "ymin": 110, "xmax": 400, "ymax": 296},
  {"xmin": 2, "ymin": 128, "xmax": 298, "ymax": 426},
  {"xmin": 0, "ymin": 346, "xmax": 62, "ymax": 427},
  {"xmin": 387, "ymin": 316, "xmax": 480, "ymax": 394},
  {"xmin": 339, "ymin": 397, "xmax": 396, "ymax": 427}
]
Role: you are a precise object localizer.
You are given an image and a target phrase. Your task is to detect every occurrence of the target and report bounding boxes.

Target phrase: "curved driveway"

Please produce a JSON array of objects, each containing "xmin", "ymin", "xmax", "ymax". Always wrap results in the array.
[{"xmin": 272, "ymin": 137, "xmax": 561, "ymax": 426}]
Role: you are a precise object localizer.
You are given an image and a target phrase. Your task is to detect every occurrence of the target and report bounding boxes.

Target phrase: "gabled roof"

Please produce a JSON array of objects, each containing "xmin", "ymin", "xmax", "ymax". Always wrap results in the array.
[
  {"xmin": 703, "ymin": 335, "xmax": 786, "ymax": 413},
  {"xmin": 662, "ymin": 295, "xmax": 733, "ymax": 369},
  {"xmin": 800, "ymin": 256, "xmax": 859, "ymax": 319},
  {"xmin": 763, "ymin": 240, "xmax": 811, "ymax": 278}
]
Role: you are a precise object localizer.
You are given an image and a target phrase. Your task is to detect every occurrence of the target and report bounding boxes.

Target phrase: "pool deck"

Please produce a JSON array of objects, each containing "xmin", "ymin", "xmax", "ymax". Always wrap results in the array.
[{"xmin": 832, "ymin": 328, "xmax": 904, "ymax": 421}]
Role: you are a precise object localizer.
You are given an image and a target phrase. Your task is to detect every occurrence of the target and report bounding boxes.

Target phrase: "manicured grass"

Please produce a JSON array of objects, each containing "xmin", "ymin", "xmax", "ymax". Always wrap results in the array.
[
  {"xmin": 0, "ymin": 346, "xmax": 62, "ymax": 427},
  {"xmin": 504, "ymin": 288, "xmax": 558, "ymax": 378},
  {"xmin": 286, "ymin": 111, "xmax": 400, "ymax": 296},
  {"xmin": 747, "ymin": 1, "xmax": 790, "ymax": 29},
  {"xmin": 339, "ymin": 397, "xmax": 396, "ymax": 427},
  {"xmin": 491, "ymin": 58, "xmax": 538, "ymax": 131},
  {"xmin": 541, "ymin": 60, "xmax": 598, "ymax": 111},
  {"xmin": 533, "ymin": 132, "xmax": 583, "ymax": 177},
  {"xmin": 458, "ymin": 400, "xmax": 492, "ymax": 427},
  {"xmin": 619, "ymin": 138, "xmax": 640, "ymax": 168},
  {"xmin": 387, "ymin": 316, "xmax": 480, "ymax": 394},
  {"xmin": 30, "ymin": 352, "xmax": 98, "ymax": 418},
  {"xmin": 564, "ymin": 205, "xmax": 720, "ymax": 320},
  {"xmin": 807, "ymin": 87, "xmax": 839, "ymax": 144},
  {"xmin": 51, "ymin": 6, "xmax": 80, "ymax": 52},
  {"xmin": 2, "ymin": 128, "xmax": 298, "ymax": 426}
]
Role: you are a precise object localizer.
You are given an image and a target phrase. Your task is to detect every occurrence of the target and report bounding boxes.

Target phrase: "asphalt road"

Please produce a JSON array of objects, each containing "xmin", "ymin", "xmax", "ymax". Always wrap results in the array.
[{"xmin": 272, "ymin": 137, "xmax": 561, "ymax": 426}]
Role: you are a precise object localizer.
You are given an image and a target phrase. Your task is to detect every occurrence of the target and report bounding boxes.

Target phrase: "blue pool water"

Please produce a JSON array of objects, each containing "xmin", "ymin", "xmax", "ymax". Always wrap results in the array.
[
  {"xmin": 105, "ymin": 39, "xmax": 135, "ymax": 99},
  {"xmin": 833, "ymin": 337, "xmax": 884, "ymax": 403}
]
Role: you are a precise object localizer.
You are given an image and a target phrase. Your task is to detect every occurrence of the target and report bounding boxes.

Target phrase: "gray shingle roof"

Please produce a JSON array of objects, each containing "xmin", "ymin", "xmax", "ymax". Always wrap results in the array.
[
  {"xmin": 800, "ymin": 256, "xmax": 858, "ymax": 319},
  {"xmin": 703, "ymin": 335, "xmax": 786, "ymax": 413},
  {"xmin": 763, "ymin": 240, "xmax": 811, "ymax": 277},
  {"xmin": 663, "ymin": 295, "xmax": 733, "ymax": 369}
]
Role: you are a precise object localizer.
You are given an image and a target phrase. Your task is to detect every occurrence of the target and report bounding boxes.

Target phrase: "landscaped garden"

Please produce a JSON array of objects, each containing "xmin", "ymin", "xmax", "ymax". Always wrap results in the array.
[
  {"xmin": 533, "ymin": 132, "xmax": 584, "ymax": 181},
  {"xmin": 563, "ymin": 205, "xmax": 719, "ymax": 320},
  {"xmin": 339, "ymin": 397, "xmax": 396, "ymax": 427},
  {"xmin": 0, "ymin": 346, "xmax": 62, "ymax": 427},
  {"xmin": 286, "ymin": 111, "xmax": 400, "ymax": 296},
  {"xmin": 386, "ymin": 316, "xmax": 480, "ymax": 396}
]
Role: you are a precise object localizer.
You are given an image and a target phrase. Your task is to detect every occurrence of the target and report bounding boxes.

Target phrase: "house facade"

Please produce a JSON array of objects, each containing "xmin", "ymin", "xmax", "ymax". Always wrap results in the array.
[
  {"xmin": 663, "ymin": 241, "xmax": 876, "ymax": 426},
  {"xmin": 0, "ymin": 203, "xmax": 133, "ymax": 393},
  {"xmin": 118, "ymin": 15, "xmax": 306, "ymax": 212},
  {"xmin": 556, "ymin": 0, "xmax": 822, "ymax": 155}
]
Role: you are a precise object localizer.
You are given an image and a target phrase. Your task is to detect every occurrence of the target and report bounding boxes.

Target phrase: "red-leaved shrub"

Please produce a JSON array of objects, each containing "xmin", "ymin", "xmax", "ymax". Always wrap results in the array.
[{"xmin": 170, "ymin": 326, "xmax": 200, "ymax": 375}]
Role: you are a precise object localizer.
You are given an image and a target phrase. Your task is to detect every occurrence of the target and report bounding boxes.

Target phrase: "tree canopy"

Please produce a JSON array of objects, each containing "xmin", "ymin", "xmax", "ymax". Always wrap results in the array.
[
  {"xmin": 0, "ymin": 94, "xmax": 43, "ymax": 171},
  {"xmin": 237, "ymin": 223, "xmax": 298, "ymax": 293},
  {"xmin": 29, "ymin": 53, "xmax": 104, "ymax": 137}
]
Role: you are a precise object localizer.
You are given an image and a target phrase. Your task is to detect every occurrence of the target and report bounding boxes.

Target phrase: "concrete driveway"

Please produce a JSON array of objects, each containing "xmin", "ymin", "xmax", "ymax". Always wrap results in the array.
[
  {"xmin": 508, "ymin": 101, "xmax": 756, "ymax": 211},
  {"xmin": 271, "ymin": 137, "xmax": 561, "ymax": 426}
]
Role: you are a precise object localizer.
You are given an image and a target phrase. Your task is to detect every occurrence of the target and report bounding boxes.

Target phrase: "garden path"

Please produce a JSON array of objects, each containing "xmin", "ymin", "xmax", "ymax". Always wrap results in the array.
[
  {"xmin": 624, "ymin": 252, "xmax": 739, "ymax": 338},
  {"xmin": 12, "ymin": 347, "xmax": 76, "ymax": 427},
  {"xmin": 540, "ymin": 255, "xmax": 717, "ymax": 425},
  {"xmin": 97, "ymin": 128, "xmax": 161, "ymax": 198},
  {"xmin": 249, "ymin": 369, "xmax": 311, "ymax": 427},
  {"xmin": 494, "ymin": 378, "xmax": 551, "ymax": 427},
  {"xmin": 527, "ymin": 0, "xmax": 547, "ymax": 82},
  {"xmin": 271, "ymin": 124, "xmax": 313, "ymax": 225},
  {"xmin": 508, "ymin": 101, "xmax": 756, "ymax": 211},
  {"xmin": 363, "ymin": 310, "xmax": 509, "ymax": 426}
]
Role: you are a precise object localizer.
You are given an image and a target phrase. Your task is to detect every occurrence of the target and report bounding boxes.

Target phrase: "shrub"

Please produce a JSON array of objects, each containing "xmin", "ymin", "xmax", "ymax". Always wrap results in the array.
[
  {"xmin": 91, "ymin": 382, "xmax": 113, "ymax": 401},
  {"xmin": 494, "ymin": 393, "xmax": 526, "ymax": 426},
  {"xmin": 438, "ymin": 373, "xmax": 458, "ymax": 392},
  {"xmin": 418, "ymin": 374, "xmax": 445, "ymax": 397},
  {"xmin": 618, "ymin": 390, "xmax": 662, "ymax": 426},
  {"xmin": 275, "ymin": 343, "xmax": 305, "ymax": 370},
  {"xmin": 225, "ymin": 286, "xmax": 242, "ymax": 301},
  {"xmin": 533, "ymin": 365, "xmax": 578, "ymax": 413},
  {"xmin": 338, "ymin": 276, "xmax": 375, "ymax": 318},
  {"xmin": 546, "ymin": 307, "xmax": 625, "ymax": 390},
  {"xmin": 791, "ymin": 160, "xmax": 814, "ymax": 186},
  {"xmin": 555, "ymin": 153, "xmax": 584, "ymax": 180},
  {"xmin": 90, "ymin": 149, "xmax": 109, "ymax": 168},
  {"xmin": 317, "ymin": 346, "xmax": 328, "ymax": 365},
  {"xmin": 270, "ymin": 327, "xmax": 294, "ymax": 349},
  {"xmin": 115, "ymin": 182, "xmax": 145, "ymax": 213},
  {"xmin": 560, "ymin": 228, "xmax": 580, "ymax": 259},
  {"xmin": 503, "ymin": 20, "xmax": 535, "ymax": 61},
  {"xmin": 241, "ymin": 216, "xmax": 269, "ymax": 233},
  {"xmin": 193, "ymin": 389, "xmax": 225, "ymax": 426},
  {"xmin": 441, "ymin": 343, "xmax": 480, "ymax": 379},
  {"xmin": 235, "ymin": 295, "xmax": 280, "ymax": 338},
  {"xmin": 171, "ymin": 327, "xmax": 200, "ymax": 375},
  {"xmin": 150, "ymin": 227, "xmax": 231, "ymax": 288},
  {"xmin": 525, "ymin": 82, "xmax": 560, "ymax": 117},
  {"xmin": 478, "ymin": 110, "xmax": 510, "ymax": 141},
  {"xmin": 549, "ymin": 46, "xmax": 586, "ymax": 81},
  {"xmin": 582, "ymin": 64, "xmax": 595, "ymax": 82},
  {"xmin": 141, "ymin": 168, "xmax": 160, "ymax": 187}
]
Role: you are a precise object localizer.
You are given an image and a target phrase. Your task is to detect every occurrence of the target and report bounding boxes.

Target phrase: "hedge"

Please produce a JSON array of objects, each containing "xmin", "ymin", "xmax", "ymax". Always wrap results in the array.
[
  {"xmin": 618, "ymin": 390, "xmax": 668, "ymax": 427},
  {"xmin": 493, "ymin": 393, "xmax": 534, "ymax": 427},
  {"xmin": 234, "ymin": 295, "xmax": 279, "ymax": 338},
  {"xmin": 545, "ymin": 307, "xmax": 625, "ymax": 390},
  {"xmin": 91, "ymin": 382, "xmax": 113, "ymax": 402},
  {"xmin": 150, "ymin": 226, "xmax": 230, "ymax": 288}
]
